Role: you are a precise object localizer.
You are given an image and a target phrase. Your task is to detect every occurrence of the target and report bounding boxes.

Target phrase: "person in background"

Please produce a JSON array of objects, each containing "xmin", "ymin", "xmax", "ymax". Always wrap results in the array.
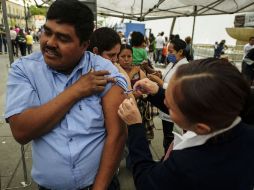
[
  {"xmin": 117, "ymin": 31, "xmax": 126, "ymax": 45},
  {"xmin": 130, "ymin": 31, "xmax": 148, "ymax": 66},
  {"xmin": 5, "ymin": 1, "xmax": 128, "ymax": 190},
  {"xmin": 130, "ymin": 31, "xmax": 161, "ymax": 77},
  {"xmin": 214, "ymin": 39, "xmax": 227, "ymax": 58},
  {"xmin": 117, "ymin": 44, "xmax": 146, "ymax": 169},
  {"xmin": 10, "ymin": 27, "xmax": 17, "ymax": 56},
  {"xmin": 16, "ymin": 29, "xmax": 27, "ymax": 56},
  {"xmin": 155, "ymin": 32, "xmax": 165, "ymax": 63},
  {"xmin": 185, "ymin": 36, "xmax": 194, "ymax": 61},
  {"xmin": 242, "ymin": 48, "xmax": 254, "ymax": 86},
  {"xmin": 243, "ymin": 36, "xmax": 254, "ymax": 59},
  {"xmin": 0, "ymin": 25, "xmax": 8, "ymax": 54},
  {"xmin": 87, "ymin": 27, "xmax": 132, "ymax": 91},
  {"xmin": 26, "ymin": 31, "xmax": 33, "ymax": 54},
  {"xmin": 148, "ymin": 33, "xmax": 156, "ymax": 62},
  {"xmin": 118, "ymin": 44, "xmax": 146, "ymax": 97},
  {"xmin": 147, "ymin": 38, "xmax": 188, "ymax": 154},
  {"xmin": 118, "ymin": 58, "xmax": 254, "ymax": 190}
]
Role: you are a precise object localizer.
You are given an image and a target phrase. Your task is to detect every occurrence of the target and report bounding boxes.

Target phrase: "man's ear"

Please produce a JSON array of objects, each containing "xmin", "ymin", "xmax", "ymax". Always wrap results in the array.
[
  {"xmin": 194, "ymin": 123, "xmax": 211, "ymax": 135},
  {"xmin": 92, "ymin": 47, "xmax": 99, "ymax": 55}
]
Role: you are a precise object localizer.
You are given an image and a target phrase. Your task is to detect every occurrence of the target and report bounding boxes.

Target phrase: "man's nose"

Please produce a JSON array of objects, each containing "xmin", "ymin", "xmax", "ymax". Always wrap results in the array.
[{"xmin": 46, "ymin": 35, "xmax": 57, "ymax": 47}]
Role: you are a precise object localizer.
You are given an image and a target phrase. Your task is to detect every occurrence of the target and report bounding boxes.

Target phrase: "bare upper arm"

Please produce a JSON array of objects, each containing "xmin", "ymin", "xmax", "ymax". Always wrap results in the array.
[{"xmin": 102, "ymin": 85, "xmax": 127, "ymax": 134}]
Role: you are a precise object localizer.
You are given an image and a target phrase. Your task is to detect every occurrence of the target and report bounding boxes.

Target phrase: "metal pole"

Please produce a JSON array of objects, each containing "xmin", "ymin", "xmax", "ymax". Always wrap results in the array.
[
  {"xmin": 191, "ymin": 6, "xmax": 197, "ymax": 47},
  {"xmin": 191, "ymin": 16, "xmax": 196, "ymax": 45},
  {"xmin": 95, "ymin": 0, "xmax": 97, "ymax": 29},
  {"xmin": 20, "ymin": 145, "xmax": 28, "ymax": 186},
  {"xmin": 140, "ymin": 0, "xmax": 143, "ymax": 18},
  {"xmin": 1, "ymin": 0, "xmax": 14, "ymax": 65},
  {"xmin": 170, "ymin": 17, "xmax": 176, "ymax": 37},
  {"xmin": 23, "ymin": 0, "xmax": 28, "ymax": 31}
]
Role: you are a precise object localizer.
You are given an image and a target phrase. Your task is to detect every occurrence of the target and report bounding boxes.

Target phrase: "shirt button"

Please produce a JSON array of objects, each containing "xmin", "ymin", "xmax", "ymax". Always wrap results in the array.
[
  {"xmin": 69, "ymin": 138, "xmax": 73, "ymax": 142},
  {"xmin": 72, "ymin": 164, "xmax": 75, "ymax": 169}
]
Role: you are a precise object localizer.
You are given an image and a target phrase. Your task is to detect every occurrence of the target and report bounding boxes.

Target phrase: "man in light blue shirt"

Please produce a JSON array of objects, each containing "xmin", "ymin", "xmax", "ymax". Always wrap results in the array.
[{"xmin": 5, "ymin": 0, "xmax": 128, "ymax": 190}]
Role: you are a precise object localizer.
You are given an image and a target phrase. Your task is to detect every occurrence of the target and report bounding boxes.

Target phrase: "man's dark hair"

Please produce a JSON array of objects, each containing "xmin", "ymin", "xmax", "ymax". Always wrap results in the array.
[
  {"xmin": 46, "ymin": 0, "xmax": 94, "ymax": 44},
  {"xmin": 172, "ymin": 58, "xmax": 250, "ymax": 131},
  {"xmin": 249, "ymin": 36, "xmax": 254, "ymax": 41},
  {"xmin": 87, "ymin": 27, "xmax": 121, "ymax": 55},
  {"xmin": 130, "ymin": 31, "xmax": 144, "ymax": 47}
]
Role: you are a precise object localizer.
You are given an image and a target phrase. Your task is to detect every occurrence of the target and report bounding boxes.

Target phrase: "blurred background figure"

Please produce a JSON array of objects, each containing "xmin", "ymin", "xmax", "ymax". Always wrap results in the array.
[
  {"xmin": 26, "ymin": 31, "xmax": 34, "ymax": 54},
  {"xmin": 0, "ymin": 25, "xmax": 8, "ymax": 54},
  {"xmin": 214, "ymin": 39, "xmax": 227, "ymax": 58},
  {"xmin": 10, "ymin": 27, "xmax": 17, "ymax": 56},
  {"xmin": 16, "ymin": 29, "xmax": 27, "ymax": 56},
  {"xmin": 155, "ymin": 32, "xmax": 165, "ymax": 64},
  {"xmin": 185, "ymin": 36, "xmax": 194, "ymax": 61}
]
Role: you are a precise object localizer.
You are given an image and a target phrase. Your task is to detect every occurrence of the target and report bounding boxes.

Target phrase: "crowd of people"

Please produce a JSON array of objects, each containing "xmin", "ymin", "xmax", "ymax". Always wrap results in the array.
[
  {"xmin": 0, "ymin": 24, "xmax": 42, "ymax": 56},
  {"xmin": 3, "ymin": 0, "xmax": 254, "ymax": 190}
]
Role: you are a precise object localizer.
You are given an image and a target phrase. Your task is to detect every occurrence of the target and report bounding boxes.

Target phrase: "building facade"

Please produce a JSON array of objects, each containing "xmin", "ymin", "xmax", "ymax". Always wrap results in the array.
[{"xmin": 0, "ymin": 0, "xmax": 34, "ymax": 29}]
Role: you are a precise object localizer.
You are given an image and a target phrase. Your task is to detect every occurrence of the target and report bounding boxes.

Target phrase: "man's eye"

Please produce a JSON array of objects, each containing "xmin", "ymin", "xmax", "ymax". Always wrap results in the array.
[
  {"xmin": 44, "ymin": 30, "xmax": 51, "ymax": 36},
  {"xmin": 59, "ymin": 36, "xmax": 69, "ymax": 42}
]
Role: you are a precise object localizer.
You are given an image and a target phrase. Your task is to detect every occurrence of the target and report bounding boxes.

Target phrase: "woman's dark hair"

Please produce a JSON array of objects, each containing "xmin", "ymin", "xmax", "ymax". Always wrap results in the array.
[
  {"xmin": 46, "ymin": 0, "xmax": 94, "ymax": 44},
  {"xmin": 118, "ymin": 44, "xmax": 133, "ymax": 57},
  {"xmin": 172, "ymin": 58, "xmax": 250, "ymax": 130},
  {"xmin": 130, "ymin": 31, "xmax": 145, "ymax": 47},
  {"xmin": 171, "ymin": 38, "xmax": 187, "ymax": 57},
  {"xmin": 87, "ymin": 27, "xmax": 121, "ymax": 55}
]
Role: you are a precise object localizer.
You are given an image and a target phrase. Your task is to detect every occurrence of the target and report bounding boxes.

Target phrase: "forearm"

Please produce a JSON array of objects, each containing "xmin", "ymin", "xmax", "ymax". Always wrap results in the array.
[
  {"xmin": 92, "ymin": 128, "xmax": 127, "ymax": 190},
  {"xmin": 147, "ymin": 87, "xmax": 169, "ymax": 114},
  {"xmin": 9, "ymin": 85, "xmax": 81, "ymax": 144}
]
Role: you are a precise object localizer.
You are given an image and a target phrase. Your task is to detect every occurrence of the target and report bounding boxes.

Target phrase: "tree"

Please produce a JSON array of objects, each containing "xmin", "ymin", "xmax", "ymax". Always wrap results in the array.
[{"xmin": 29, "ymin": 5, "xmax": 47, "ymax": 16}]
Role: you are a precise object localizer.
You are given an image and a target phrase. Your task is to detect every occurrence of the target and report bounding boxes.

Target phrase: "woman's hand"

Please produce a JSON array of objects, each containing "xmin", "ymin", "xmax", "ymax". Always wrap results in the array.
[
  {"xmin": 147, "ymin": 74, "xmax": 163, "ymax": 87},
  {"xmin": 128, "ymin": 66, "xmax": 140, "ymax": 79},
  {"xmin": 118, "ymin": 98, "xmax": 142, "ymax": 125},
  {"xmin": 133, "ymin": 78, "xmax": 159, "ymax": 96},
  {"xmin": 152, "ymin": 70, "xmax": 162, "ymax": 78}
]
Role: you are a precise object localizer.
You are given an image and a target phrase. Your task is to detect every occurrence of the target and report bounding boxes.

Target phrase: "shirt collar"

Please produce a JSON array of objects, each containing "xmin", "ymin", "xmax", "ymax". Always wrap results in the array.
[{"xmin": 173, "ymin": 116, "xmax": 241, "ymax": 150}]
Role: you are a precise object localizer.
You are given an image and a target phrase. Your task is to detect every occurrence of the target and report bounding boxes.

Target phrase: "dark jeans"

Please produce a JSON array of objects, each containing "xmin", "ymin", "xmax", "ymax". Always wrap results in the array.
[
  {"xmin": 0, "ymin": 37, "xmax": 7, "ymax": 53},
  {"xmin": 19, "ymin": 43, "xmax": 26, "ymax": 56},
  {"xmin": 162, "ymin": 120, "xmax": 174, "ymax": 154},
  {"xmin": 155, "ymin": 48, "xmax": 163, "ymax": 63},
  {"xmin": 27, "ymin": 44, "xmax": 33, "ymax": 54}
]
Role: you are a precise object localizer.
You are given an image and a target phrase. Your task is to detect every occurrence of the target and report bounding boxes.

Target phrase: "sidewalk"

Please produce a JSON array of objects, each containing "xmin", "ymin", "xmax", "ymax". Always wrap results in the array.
[{"xmin": 0, "ymin": 45, "xmax": 165, "ymax": 190}]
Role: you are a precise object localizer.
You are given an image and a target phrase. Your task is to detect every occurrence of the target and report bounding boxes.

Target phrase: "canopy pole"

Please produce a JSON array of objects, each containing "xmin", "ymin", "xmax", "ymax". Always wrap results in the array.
[
  {"xmin": 1, "ymin": 0, "xmax": 14, "ymax": 65},
  {"xmin": 191, "ymin": 6, "xmax": 197, "ymax": 49},
  {"xmin": 140, "ymin": 0, "xmax": 144, "ymax": 20},
  {"xmin": 191, "ymin": 16, "xmax": 196, "ymax": 44},
  {"xmin": 95, "ymin": 0, "xmax": 97, "ymax": 29},
  {"xmin": 169, "ymin": 17, "xmax": 176, "ymax": 37}
]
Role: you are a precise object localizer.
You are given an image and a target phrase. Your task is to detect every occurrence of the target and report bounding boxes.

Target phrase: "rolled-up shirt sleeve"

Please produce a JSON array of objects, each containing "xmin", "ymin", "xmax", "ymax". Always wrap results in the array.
[
  {"xmin": 97, "ymin": 59, "xmax": 128, "ymax": 97},
  {"xmin": 5, "ymin": 61, "xmax": 40, "ymax": 119}
]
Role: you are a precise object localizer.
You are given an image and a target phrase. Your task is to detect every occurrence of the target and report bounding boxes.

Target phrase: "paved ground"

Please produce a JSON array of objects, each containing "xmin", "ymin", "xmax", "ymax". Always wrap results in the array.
[{"xmin": 0, "ymin": 44, "xmax": 165, "ymax": 190}]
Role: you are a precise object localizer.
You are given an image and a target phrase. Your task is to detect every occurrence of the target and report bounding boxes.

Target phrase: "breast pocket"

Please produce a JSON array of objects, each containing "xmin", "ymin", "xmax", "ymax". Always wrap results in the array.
[{"xmin": 77, "ymin": 96, "xmax": 104, "ymax": 127}]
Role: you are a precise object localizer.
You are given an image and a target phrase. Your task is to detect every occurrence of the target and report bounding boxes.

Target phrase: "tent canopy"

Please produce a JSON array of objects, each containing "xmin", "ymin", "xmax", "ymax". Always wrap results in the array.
[{"xmin": 97, "ymin": 0, "xmax": 254, "ymax": 21}]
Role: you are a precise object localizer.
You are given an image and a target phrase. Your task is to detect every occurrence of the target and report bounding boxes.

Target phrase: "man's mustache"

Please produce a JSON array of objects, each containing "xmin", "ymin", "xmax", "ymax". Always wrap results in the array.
[{"xmin": 44, "ymin": 45, "xmax": 60, "ymax": 56}]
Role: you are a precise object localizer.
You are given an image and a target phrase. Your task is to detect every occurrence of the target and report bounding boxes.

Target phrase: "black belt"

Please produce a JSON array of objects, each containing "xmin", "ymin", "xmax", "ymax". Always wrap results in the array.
[{"xmin": 38, "ymin": 184, "xmax": 93, "ymax": 190}]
